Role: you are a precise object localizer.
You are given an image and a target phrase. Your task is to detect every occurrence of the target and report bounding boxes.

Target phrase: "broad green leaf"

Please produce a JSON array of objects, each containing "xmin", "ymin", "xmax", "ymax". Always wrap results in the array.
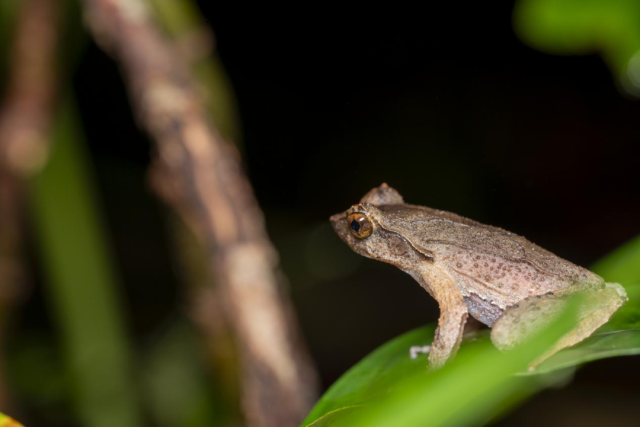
[
  {"xmin": 304, "ymin": 234, "xmax": 640, "ymax": 426},
  {"xmin": 29, "ymin": 100, "xmax": 142, "ymax": 427},
  {"xmin": 302, "ymin": 326, "xmax": 437, "ymax": 426},
  {"xmin": 303, "ymin": 299, "xmax": 584, "ymax": 427},
  {"xmin": 303, "ymin": 323, "xmax": 640, "ymax": 426},
  {"xmin": 528, "ymin": 328, "xmax": 640, "ymax": 375}
]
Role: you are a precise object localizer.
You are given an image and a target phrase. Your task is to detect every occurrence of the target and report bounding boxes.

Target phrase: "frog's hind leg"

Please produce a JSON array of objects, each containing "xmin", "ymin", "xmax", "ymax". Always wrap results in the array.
[{"xmin": 491, "ymin": 283, "xmax": 627, "ymax": 371}]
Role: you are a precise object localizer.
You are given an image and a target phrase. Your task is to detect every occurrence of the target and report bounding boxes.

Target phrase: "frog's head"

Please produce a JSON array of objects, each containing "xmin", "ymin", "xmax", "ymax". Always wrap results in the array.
[{"xmin": 330, "ymin": 184, "xmax": 426, "ymax": 270}]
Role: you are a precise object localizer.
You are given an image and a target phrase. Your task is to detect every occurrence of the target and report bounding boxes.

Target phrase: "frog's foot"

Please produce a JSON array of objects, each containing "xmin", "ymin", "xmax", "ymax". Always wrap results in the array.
[
  {"xmin": 491, "ymin": 283, "xmax": 627, "ymax": 371},
  {"xmin": 409, "ymin": 345, "xmax": 431, "ymax": 359},
  {"xmin": 528, "ymin": 283, "xmax": 626, "ymax": 370}
]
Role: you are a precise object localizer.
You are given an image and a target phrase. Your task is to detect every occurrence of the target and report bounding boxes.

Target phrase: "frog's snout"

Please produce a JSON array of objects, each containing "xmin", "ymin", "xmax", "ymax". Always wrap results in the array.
[
  {"xmin": 329, "ymin": 211, "xmax": 350, "ymax": 242},
  {"xmin": 329, "ymin": 212, "xmax": 344, "ymax": 225}
]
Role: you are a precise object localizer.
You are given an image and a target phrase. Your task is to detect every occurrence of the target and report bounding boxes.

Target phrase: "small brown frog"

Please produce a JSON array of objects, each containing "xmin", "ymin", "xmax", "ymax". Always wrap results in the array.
[{"xmin": 330, "ymin": 184, "xmax": 627, "ymax": 370}]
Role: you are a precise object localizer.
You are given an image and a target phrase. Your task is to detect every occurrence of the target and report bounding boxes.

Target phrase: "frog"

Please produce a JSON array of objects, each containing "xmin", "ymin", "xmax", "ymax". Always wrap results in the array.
[{"xmin": 330, "ymin": 183, "xmax": 627, "ymax": 370}]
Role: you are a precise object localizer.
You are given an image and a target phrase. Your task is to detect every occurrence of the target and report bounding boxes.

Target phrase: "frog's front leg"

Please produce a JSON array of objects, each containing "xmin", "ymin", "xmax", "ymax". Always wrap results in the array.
[
  {"xmin": 491, "ymin": 283, "xmax": 627, "ymax": 370},
  {"xmin": 417, "ymin": 268, "xmax": 468, "ymax": 370}
]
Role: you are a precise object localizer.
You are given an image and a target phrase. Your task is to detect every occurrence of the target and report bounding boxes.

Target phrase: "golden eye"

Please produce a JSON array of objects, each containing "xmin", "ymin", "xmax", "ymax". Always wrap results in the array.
[{"xmin": 347, "ymin": 213, "xmax": 373, "ymax": 239}]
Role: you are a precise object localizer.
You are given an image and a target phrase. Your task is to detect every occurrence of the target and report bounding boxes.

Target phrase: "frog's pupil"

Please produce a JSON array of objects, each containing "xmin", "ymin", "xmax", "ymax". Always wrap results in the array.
[{"xmin": 350, "ymin": 220, "xmax": 360, "ymax": 232}]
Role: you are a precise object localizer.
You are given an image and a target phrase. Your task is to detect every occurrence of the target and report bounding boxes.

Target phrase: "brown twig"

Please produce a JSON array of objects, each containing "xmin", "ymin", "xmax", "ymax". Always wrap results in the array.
[
  {"xmin": 79, "ymin": 1, "xmax": 319, "ymax": 425},
  {"xmin": 0, "ymin": 0, "xmax": 59, "ymax": 411},
  {"xmin": 170, "ymin": 214, "xmax": 242, "ymax": 424},
  {"xmin": 0, "ymin": 0, "xmax": 58, "ymax": 176}
]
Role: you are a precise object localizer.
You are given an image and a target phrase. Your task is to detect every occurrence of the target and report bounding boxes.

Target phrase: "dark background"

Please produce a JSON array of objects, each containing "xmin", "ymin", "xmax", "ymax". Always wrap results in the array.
[{"xmin": 24, "ymin": 2, "xmax": 640, "ymax": 425}]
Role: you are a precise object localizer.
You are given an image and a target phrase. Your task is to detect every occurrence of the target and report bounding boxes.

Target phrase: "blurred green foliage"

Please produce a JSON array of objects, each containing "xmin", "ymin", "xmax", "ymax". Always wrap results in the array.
[
  {"xmin": 514, "ymin": 0, "xmax": 640, "ymax": 95},
  {"xmin": 141, "ymin": 321, "xmax": 219, "ymax": 427},
  {"xmin": 29, "ymin": 100, "xmax": 142, "ymax": 427}
]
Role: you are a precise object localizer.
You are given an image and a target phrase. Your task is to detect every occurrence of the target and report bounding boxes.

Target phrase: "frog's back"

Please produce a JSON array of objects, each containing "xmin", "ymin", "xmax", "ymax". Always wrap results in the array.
[{"xmin": 377, "ymin": 204, "xmax": 603, "ymax": 316}]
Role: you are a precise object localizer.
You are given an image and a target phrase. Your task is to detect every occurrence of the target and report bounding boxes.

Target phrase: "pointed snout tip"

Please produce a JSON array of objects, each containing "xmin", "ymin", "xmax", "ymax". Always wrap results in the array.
[{"xmin": 329, "ymin": 211, "xmax": 346, "ymax": 229}]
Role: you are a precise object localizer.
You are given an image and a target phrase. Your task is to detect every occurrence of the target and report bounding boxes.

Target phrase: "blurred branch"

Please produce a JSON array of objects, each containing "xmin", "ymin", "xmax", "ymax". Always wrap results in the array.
[
  {"xmin": 171, "ymin": 215, "xmax": 242, "ymax": 425},
  {"xmin": 79, "ymin": 0, "xmax": 319, "ymax": 426},
  {"xmin": 0, "ymin": 0, "xmax": 57, "ymax": 175},
  {"xmin": 148, "ymin": 2, "xmax": 245, "ymax": 423},
  {"xmin": 0, "ymin": 0, "xmax": 59, "ymax": 411},
  {"xmin": 148, "ymin": 0, "xmax": 242, "ymax": 144}
]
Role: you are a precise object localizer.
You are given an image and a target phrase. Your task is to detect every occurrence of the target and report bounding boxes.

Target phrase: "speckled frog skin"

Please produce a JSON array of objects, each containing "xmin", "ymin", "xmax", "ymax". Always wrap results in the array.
[{"xmin": 330, "ymin": 184, "xmax": 627, "ymax": 370}]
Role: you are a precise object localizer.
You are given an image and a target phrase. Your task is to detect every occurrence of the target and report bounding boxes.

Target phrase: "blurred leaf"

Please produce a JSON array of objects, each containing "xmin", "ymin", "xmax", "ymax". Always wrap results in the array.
[
  {"xmin": 513, "ymin": 0, "xmax": 640, "ymax": 95},
  {"xmin": 28, "ymin": 100, "xmax": 142, "ymax": 427},
  {"xmin": 0, "ymin": 413, "xmax": 24, "ymax": 427}
]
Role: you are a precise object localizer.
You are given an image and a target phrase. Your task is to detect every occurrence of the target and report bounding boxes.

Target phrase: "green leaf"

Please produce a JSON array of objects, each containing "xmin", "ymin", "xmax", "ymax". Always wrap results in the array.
[
  {"xmin": 302, "ymin": 326, "xmax": 437, "ymax": 426},
  {"xmin": 304, "ymin": 234, "xmax": 640, "ymax": 426},
  {"xmin": 304, "ymin": 298, "xmax": 585, "ymax": 427},
  {"xmin": 303, "ymin": 324, "xmax": 640, "ymax": 426},
  {"xmin": 29, "ymin": 100, "xmax": 143, "ymax": 427},
  {"xmin": 528, "ymin": 328, "xmax": 640, "ymax": 375}
]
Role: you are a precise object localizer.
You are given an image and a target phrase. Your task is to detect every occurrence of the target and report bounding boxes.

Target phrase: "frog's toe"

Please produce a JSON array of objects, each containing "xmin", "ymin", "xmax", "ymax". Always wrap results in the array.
[{"xmin": 605, "ymin": 282, "xmax": 628, "ymax": 301}]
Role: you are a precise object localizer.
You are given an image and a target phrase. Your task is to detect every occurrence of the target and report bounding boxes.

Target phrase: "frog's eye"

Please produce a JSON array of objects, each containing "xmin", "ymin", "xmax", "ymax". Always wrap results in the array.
[{"xmin": 347, "ymin": 213, "xmax": 373, "ymax": 239}]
